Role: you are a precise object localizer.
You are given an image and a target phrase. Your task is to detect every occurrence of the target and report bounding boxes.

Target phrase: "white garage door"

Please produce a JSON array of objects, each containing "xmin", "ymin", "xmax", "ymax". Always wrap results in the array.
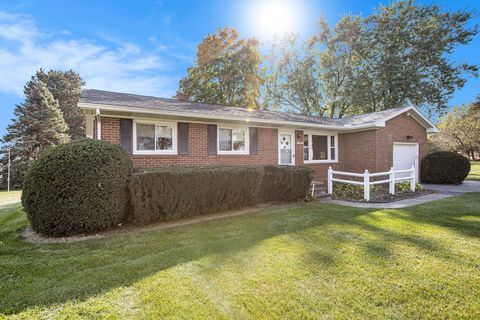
[{"xmin": 393, "ymin": 143, "xmax": 419, "ymax": 180}]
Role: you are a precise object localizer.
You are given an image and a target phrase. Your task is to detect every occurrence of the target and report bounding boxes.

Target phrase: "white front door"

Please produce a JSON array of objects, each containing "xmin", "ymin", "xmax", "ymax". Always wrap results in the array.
[
  {"xmin": 279, "ymin": 132, "xmax": 295, "ymax": 165},
  {"xmin": 393, "ymin": 143, "xmax": 419, "ymax": 180}
]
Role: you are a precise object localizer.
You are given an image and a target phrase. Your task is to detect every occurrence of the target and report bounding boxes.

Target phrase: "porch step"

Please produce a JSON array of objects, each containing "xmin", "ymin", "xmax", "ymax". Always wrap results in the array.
[{"xmin": 309, "ymin": 181, "xmax": 330, "ymax": 199}]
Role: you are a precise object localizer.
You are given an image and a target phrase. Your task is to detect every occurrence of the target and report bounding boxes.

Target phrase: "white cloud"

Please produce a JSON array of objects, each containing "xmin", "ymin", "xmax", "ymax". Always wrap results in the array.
[{"xmin": 0, "ymin": 12, "xmax": 179, "ymax": 97}]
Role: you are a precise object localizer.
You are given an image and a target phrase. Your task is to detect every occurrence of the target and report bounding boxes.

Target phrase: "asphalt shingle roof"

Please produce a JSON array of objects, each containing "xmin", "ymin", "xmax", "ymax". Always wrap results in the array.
[{"xmin": 79, "ymin": 89, "xmax": 410, "ymax": 128}]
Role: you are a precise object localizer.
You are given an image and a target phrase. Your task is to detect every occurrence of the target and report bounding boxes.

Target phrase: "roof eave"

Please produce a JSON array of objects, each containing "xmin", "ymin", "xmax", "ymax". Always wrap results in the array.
[
  {"xmin": 79, "ymin": 102, "xmax": 382, "ymax": 132},
  {"xmin": 384, "ymin": 106, "xmax": 438, "ymax": 132}
]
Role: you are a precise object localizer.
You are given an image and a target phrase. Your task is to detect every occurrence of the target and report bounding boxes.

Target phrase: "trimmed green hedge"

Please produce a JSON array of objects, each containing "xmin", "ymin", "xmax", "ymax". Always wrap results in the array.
[
  {"xmin": 421, "ymin": 151, "xmax": 470, "ymax": 184},
  {"xmin": 129, "ymin": 166, "xmax": 264, "ymax": 224},
  {"xmin": 22, "ymin": 139, "xmax": 133, "ymax": 237},
  {"xmin": 259, "ymin": 165, "xmax": 314, "ymax": 202},
  {"xmin": 129, "ymin": 165, "xmax": 314, "ymax": 224}
]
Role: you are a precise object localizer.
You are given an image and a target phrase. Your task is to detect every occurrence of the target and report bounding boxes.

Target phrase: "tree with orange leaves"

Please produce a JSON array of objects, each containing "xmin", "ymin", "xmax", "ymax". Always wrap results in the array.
[{"xmin": 179, "ymin": 28, "xmax": 262, "ymax": 110}]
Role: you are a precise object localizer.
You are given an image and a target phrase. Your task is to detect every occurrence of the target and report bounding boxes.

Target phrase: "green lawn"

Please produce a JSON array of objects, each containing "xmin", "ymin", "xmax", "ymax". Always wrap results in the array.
[
  {"xmin": 0, "ymin": 190, "xmax": 22, "ymax": 203},
  {"xmin": 1, "ymin": 194, "xmax": 479, "ymax": 319},
  {"xmin": 467, "ymin": 161, "xmax": 480, "ymax": 181}
]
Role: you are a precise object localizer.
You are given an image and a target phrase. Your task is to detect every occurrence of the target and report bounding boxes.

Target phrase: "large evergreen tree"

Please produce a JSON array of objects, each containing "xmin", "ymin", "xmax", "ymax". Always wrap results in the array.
[
  {"xmin": 1, "ymin": 78, "xmax": 70, "ymax": 188},
  {"xmin": 35, "ymin": 69, "xmax": 85, "ymax": 139}
]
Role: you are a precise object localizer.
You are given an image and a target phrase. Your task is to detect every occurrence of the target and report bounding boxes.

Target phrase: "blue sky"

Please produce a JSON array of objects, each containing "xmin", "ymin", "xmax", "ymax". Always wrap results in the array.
[{"xmin": 0, "ymin": 0, "xmax": 478, "ymax": 137}]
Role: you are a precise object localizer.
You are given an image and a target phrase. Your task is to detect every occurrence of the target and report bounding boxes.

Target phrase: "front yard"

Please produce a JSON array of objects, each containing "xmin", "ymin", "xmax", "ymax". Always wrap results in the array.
[
  {"xmin": 468, "ymin": 161, "xmax": 480, "ymax": 181},
  {"xmin": 1, "ymin": 193, "xmax": 479, "ymax": 319}
]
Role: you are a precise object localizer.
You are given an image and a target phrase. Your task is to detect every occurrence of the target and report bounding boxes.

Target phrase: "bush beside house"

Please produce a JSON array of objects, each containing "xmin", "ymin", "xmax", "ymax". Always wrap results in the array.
[
  {"xmin": 22, "ymin": 140, "xmax": 133, "ymax": 237},
  {"xmin": 129, "ymin": 165, "xmax": 314, "ymax": 225},
  {"xmin": 128, "ymin": 166, "xmax": 264, "ymax": 224},
  {"xmin": 22, "ymin": 141, "xmax": 313, "ymax": 237},
  {"xmin": 259, "ymin": 165, "xmax": 314, "ymax": 202},
  {"xmin": 421, "ymin": 151, "xmax": 470, "ymax": 184}
]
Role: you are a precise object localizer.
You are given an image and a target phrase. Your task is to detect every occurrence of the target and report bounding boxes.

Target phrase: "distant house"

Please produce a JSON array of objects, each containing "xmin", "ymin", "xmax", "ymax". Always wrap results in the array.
[{"xmin": 78, "ymin": 89, "xmax": 437, "ymax": 184}]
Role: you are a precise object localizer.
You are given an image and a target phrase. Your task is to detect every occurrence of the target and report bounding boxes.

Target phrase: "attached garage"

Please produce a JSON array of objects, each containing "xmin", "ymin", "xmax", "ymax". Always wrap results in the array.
[{"xmin": 393, "ymin": 142, "xmax": 419, "ymax": 180}]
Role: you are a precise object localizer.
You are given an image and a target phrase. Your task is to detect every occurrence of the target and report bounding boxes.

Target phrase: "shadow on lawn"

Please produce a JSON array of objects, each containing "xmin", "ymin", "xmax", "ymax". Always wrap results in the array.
[{"xmin": 0, "ymin": 193, "xmax": 479, "ymax": 315}]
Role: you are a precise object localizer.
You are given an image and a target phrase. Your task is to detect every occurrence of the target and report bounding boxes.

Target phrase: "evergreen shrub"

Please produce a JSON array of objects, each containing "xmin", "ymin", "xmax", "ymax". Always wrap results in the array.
[{"xmin": 22, "ymin": 139, "xmax": 133, "ymax": 237}]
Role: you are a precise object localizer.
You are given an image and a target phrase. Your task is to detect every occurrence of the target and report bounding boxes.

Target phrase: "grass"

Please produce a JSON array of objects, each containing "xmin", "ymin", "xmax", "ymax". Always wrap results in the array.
[
  {"xmin": 467, "ymin": 161, "xmax": 480, "ymax": 181},
  {"xmin": 1, "ymin": 194, "xmax": 480, "ymax": 319},
  {"xmin": 0, "ymin": 190, "xmax": 22, "ymax": 203}
]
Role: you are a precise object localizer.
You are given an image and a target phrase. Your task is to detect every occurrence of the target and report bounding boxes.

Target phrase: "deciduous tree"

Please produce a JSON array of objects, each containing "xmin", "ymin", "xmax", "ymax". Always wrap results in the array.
[
  {"xmin": 265, "ymin": 0, "xmax": 478, "ymax": 117},
  {"xmin": 179, "ymin": 28, "xmax": 262, "ymax": 109},
  {"xmin": 433, "ymin": 105, "xmax": 480, "ymax": 160},
  {"xmin": 263, "ymin": 34, "xmax": 324, "ymax": 116}
]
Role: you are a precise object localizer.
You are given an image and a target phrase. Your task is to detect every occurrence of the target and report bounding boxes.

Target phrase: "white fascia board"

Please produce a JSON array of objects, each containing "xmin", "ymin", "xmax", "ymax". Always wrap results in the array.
[{"xmin": 79, "ymin": 102, "xmax": 383, "ymax": 132}]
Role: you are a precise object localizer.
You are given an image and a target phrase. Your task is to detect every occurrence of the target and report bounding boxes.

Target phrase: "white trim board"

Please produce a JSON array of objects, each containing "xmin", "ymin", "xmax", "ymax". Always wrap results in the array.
[{"xmin": 132, "ymin": 119, "xmax": 178, "ymax": 155}]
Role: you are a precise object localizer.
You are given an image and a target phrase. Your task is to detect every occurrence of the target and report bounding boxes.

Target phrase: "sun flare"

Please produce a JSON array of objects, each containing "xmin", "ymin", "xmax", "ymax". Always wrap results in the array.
[{"xmin": 247, "ymin": 0, "xmax": 303, "ymax": 38}]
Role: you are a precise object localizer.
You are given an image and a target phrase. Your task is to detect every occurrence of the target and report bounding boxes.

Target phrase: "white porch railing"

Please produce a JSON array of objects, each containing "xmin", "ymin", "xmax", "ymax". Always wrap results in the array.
[{"xmin": 327, "ymin": 166, "xmax": 416, "ymax": 201}]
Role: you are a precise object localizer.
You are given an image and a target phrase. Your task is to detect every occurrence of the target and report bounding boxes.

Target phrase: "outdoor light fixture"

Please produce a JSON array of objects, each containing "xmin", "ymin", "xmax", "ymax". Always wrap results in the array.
[{"xmin": 406, "ymin": 135, "xmax": 413, "ymax": 140}]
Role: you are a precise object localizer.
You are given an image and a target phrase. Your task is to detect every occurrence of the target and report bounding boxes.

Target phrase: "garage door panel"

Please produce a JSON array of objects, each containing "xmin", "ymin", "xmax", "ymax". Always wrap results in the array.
[{"xmin": 393, "ymin": 143, "xmax": 419, "ymax": 180}]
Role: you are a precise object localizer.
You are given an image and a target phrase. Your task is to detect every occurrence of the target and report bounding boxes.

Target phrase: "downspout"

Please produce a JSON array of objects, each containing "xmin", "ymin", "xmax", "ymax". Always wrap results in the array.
[{"xmin": 95, "ymin": 108, "xmax": 101, "ymax": 140}]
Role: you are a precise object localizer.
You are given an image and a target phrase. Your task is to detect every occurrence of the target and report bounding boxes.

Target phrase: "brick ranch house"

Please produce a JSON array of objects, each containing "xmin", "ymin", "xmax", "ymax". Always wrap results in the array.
[{"xmin": 79, "ymin": 89, "xmax": 437, "ymax": 185}]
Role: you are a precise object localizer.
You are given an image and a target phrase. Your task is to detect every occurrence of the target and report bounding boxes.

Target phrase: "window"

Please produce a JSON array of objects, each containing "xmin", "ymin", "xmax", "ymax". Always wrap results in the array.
[
  {"xmin": 134, "ymin": 121, "xmax": 176, "ymax": 154},
  {"xmin": 303, "ymin": 134, "xmax": 309, "ymax": 161},
  {"xmin": 218, "ymin": 127, "xmax": 248, "ymax": 153},
  {"xmin": 330, "ymin": 136, "xmax": 336, "ymax": 160},
  {"xmin": 312, "ymin": 135, "xmax": 328, "ymax": 160},
  {"xmin": 156, "ymin": 125, "xmax": 173, "ymax": 150},
  {"xmin": 136, "ymin": 124, "xmax": 155, "ymax": 151},
  {"xmin": 303, "ymin": 132, "xmax": 337, "ymax": 162}
]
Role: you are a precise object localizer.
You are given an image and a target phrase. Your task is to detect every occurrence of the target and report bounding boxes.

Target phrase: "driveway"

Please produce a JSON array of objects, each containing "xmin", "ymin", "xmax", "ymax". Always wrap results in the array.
[{"xmin": 423, "ymin": 180, "xmax": 480, "ymax": 195}]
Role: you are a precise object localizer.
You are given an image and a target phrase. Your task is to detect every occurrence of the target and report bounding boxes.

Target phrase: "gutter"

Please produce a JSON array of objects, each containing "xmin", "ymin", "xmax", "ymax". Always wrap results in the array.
[{"xmin": 79, "ymin": 102, "xmax": 385, "ymax": 132}]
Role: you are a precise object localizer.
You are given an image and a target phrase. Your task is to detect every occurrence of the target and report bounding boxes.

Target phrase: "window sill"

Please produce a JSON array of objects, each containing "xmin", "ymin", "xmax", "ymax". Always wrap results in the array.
[
  {"xmin": 304, "ymin": 160, "xmax": 339, "ymax": 164},
  {"xmin": 217, "ymin": 151, "xmax": 250, "ymax": 155},
  {"xmin": 133, "ymin": 150, "xmax": 177, "ymax": 156}
]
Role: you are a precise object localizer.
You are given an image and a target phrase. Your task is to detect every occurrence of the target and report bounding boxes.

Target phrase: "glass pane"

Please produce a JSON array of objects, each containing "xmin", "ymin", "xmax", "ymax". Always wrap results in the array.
[
  {"xmin": 219, "ymin": 128, "xmax": 232, "ymax": 151},
  {"xmin": 330, "ymin": 136, "xmax": 336, "ymax": 160},
  {"xmin": 281, "ymin": 149, "xmax": 292, "ymax": 164},
  {"xmin": 232, "ymin": 129, "xmax": 245, "ymax": 151},
  {"xmin": 136, "ymin": 124, "xmax": 155, "ymax": 150},
  {"xmin": 304, "ymin": 134, "xmax": 309, "ymax": 161},
  {"xmin": 156, "ymin": 125, "xmax": 173, "ymax": 150},
  {"xmin": 280, "ymin": 134, "xmax": 292, "ymax": 164},
  {"xmin": 312, "ymin": 135, "xmax": 328, "ymax": 160}
]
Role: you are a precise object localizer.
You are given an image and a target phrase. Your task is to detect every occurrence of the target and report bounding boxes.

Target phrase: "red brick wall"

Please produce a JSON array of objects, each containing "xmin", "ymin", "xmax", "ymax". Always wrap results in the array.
[
  {"xmin": 338, "ymin": 130, "xmax": 377, "ymax": 174},
  {"xmin": 302, "ymin": 112, "xmax": 427, "ymax": 182},
  {"xmin": 100, "ymin": 117, "xmax": 278, "ymax": 167},
  {"xmin": 100, "ymin": 117, "xmax": 120, "ymax": 144},
  {"xmin": 294, "ymin": 130, "xmax": 304, "ymax": 166},
  {"xmin": 98, "ymin": 113, "xmax": 427, "ymax": 181},
  {"xmin": 374, "ymin": 112, "xmax": 427, "ymax": 173}
]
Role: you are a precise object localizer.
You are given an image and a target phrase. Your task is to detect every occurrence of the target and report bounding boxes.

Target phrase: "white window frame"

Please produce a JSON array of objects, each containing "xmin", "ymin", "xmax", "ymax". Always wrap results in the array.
[
  {"xmin": 217, "ymin": 125, "xmax": 249, "ymax": 155},
  {"xmin": 133, "ymin": 120, "xmax": 177, "ymax": 155},
  {"xmin": 303, "ymin": 131, "xmax": 338, "ymax": 164}
]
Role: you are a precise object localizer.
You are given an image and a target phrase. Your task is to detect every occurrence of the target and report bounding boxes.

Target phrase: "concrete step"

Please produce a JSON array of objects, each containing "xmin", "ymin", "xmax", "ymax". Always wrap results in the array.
[{"xmin": 309, "ymin": 183, "xmax": 330, "ymax": 199}]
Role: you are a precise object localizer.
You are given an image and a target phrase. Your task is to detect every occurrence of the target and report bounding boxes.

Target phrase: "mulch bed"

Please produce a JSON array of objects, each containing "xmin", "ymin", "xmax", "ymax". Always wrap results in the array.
[{"xmin": 332, "ymin": 189, "xmax": 434, "ymax": 203}]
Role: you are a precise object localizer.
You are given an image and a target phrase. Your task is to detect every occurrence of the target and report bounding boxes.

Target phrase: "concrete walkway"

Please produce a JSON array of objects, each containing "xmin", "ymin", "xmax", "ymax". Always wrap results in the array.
[
  {"xmin": 422, "ymin": 180, "xmax": 480, "ymax": 195},
  {"xmin": 321, "ymin": 180, "xmax": 480, "ymax": 209}
]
